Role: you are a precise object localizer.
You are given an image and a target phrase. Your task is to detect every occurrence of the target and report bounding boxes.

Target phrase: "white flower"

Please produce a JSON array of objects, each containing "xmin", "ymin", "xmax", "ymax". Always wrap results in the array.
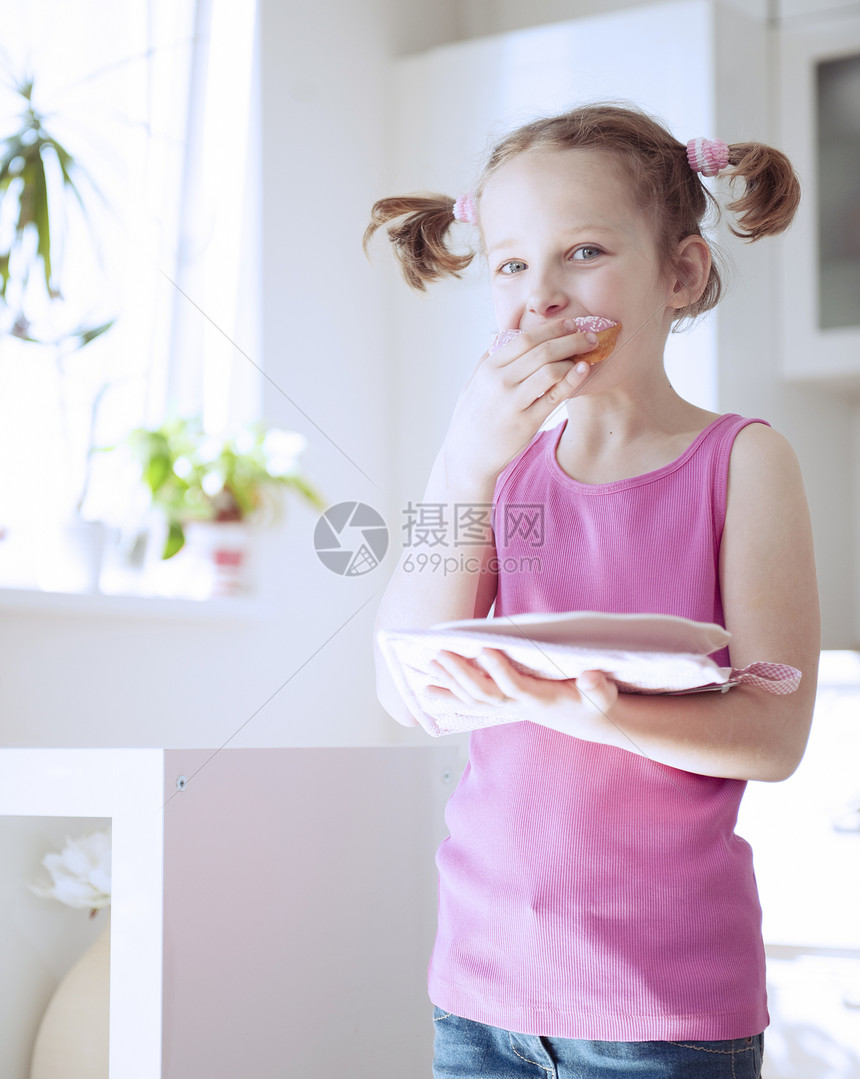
[
  {"xmin": 173, "ymin": 455, "xmax": 194, "ymax": 479},
  {"xmin": 31, "ymin": 831, "xmax": 112, "ymax": 911},
  {"xmin": 197, "ymin": 435, "xmax": 223, "ymax": 463},
  {"xmin": 263, "ymin": 429, "xmax": 306, "ymax": 477},
  {"xmin": 234, "ymin": 428, "xmax": 257, "ymax": 455},
  {"xmin": 202, "ymin": 470, "xmax": 225, "ymax": 497}
]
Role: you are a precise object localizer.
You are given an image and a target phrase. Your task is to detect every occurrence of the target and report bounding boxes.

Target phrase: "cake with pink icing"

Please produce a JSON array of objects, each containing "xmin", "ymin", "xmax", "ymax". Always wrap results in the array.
[{"xmin": 488, "ymin": 317, "xmax": 620, "ymax": 362}]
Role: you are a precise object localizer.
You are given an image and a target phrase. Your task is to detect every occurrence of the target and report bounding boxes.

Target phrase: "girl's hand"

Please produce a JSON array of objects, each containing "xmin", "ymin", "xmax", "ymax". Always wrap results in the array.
[
  {"xmin": 441, "ymin": 320, "xmax": 599, "ymax": 491},
  {"xmin": 425, "ymin": 648, "xmax": 618, "ymax": 738}
]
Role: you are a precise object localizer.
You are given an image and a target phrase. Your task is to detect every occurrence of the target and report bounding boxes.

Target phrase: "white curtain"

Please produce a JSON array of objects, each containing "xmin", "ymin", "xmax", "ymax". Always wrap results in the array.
[{"xmin": 0, "ymin": 0, "xmax": 259, "ymax": 543}]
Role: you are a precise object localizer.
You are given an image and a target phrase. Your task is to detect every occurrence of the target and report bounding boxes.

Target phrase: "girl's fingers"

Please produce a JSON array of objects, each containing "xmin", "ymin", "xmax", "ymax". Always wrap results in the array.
[
  {"xmin": 447, "ymin": 322, "xmax": 601, "ymax": 492},
  {"xmin": 493, "ymin": 322, "xmax": 600, "ymax": 377},
  {"xmin": 425, "ymin": 657, "xmax": 471, "ymax": 704},
  {"xmin": 496, "ymin": 329, "xmax": 599, "ymax": 408},
  {"xmin": 523, "ymin": 359, "xmax": 592, "ymax": 421},
  {"xmin": 427, "ymin": 652, "xmax": 619, "ymax": 729},
  {"xmin": 575, "ymin": 670, "xmax": 618, "ymax": 714},
  {"xmin": 427, "ymin": 652, "xmax": 508, "ymax": 705},
  {"xmin": 482, "ymin": 653, "xmax": 616, "ymax": 713},
  {"xmin": 459, "ymin": 321, "xmax": 596, "ymax": 424},
  {"xmin": 474, "ymin": 648, "xmax": 521, "ymax": 697}
]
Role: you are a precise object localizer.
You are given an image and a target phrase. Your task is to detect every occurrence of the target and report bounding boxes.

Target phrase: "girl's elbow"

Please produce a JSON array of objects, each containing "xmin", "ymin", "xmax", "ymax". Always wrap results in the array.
[
  {"xmin": 743, "ymin": 690, "xmax": 814, "ymax": 782},
  {"xmin": 751, "ymin": 731, "xmax": 811, "ymax": 783},
  {"xmin": 753, "ymin": 757, "xmax": 801, "ymax": 783},
  {"xmin": 376, "ymin": 679, "xmax": 421, "ymax": 728}
]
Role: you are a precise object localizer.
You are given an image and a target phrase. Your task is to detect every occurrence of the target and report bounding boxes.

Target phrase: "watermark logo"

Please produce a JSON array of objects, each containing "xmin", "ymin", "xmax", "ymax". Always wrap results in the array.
[
  {"xmin": 402, "ymin": 502, "xmax": 545, "ymax": 549},
  {"xmin": 402, "ymin": 501, "xmax": 494, "ymax": 547},
  {"xmin": 314, "ymin": 500, "xmax": 545, "ymax": 576},
  {"xmin": 314, "ymin": 501, "xmax": 389, "ymax": 576},
  {"xmin": 501, "ymin": 503, "xmax": 544, "ymax": 547},
  {"xmin": 402, "ymin": 552, "xmax": 542, "ymax": 576}
]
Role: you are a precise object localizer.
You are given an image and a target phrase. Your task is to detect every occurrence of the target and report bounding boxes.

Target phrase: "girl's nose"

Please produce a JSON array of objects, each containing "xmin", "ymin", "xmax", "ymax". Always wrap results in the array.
[{"xmin": 527, "ymin": 272, "xmax": 569, "ymax": 319}]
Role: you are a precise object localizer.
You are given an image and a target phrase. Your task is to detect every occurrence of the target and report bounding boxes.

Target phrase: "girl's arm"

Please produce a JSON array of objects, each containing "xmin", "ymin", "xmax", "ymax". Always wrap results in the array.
[
  {"xmin": 429, "ymin": 424, "xmax": 820, "ymax": 781},
  {"xmin": 373, "ymin": 455, "xmax": 499, "ymax": 727},
  {"xmin": 374, "ymin": 320, "xmax": 600, "ymax": 726}
]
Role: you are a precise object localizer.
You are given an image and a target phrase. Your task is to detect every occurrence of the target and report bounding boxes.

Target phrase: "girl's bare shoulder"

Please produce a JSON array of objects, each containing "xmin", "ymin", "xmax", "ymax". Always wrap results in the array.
[{"xmin": 728, "ymin": 421, "xmax": 804, "ymax": 489}]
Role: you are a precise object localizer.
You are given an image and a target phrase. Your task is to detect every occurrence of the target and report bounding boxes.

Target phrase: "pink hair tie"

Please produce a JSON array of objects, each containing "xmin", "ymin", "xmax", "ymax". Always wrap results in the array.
[
  {"xmin": 452, "ymin": 193, "xmax": 478, "ymax": 225},
  {"xmin": 686, "ymin": 137, "xmax": 730, "ymax": 177}
]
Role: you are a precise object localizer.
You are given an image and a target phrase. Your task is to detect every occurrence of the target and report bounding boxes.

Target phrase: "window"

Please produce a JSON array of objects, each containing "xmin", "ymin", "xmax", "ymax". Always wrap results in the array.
[{"xmin": 0, "ymin": 0, "xmax": 260, "ymax": 591}]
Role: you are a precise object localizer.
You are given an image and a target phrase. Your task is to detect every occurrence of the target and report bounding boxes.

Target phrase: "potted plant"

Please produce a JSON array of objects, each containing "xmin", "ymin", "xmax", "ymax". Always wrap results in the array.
[{"xmin": 124, "ymin": 416, "xmax": 325, "ymax": 595}]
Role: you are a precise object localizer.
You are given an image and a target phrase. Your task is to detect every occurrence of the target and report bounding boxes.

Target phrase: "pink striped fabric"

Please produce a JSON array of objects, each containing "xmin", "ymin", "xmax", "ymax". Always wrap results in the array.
[
  {"xmin": 428, "ymin": 414, "xmax": 771, "ymax": 1041},
  {"xmin": 730, "ymin": 661, "xmax": 802, "ymax": 694}
]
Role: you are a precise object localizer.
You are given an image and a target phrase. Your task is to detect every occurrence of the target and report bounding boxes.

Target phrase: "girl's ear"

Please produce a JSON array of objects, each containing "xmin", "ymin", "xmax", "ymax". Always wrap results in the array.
[{"xmin": 667, "ymin": 235, "xmax": 712, "ymax": 310}]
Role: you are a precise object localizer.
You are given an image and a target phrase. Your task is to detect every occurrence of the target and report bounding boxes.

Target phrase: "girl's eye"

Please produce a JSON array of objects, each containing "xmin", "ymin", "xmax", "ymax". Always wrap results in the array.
[
  {"xmin": 571, "ymin": 246, "xmax": 602, "ymax": 262},
  {"xmin": 498, "ymin": 260, "xmax": 527, "ymax": 275}
]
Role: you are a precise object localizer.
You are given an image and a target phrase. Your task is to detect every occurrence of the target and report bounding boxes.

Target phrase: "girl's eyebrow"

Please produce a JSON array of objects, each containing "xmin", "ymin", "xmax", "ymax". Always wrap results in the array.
[{"xmin": 486, "ymin": 224, "xmax": 618, "ymax": 255}]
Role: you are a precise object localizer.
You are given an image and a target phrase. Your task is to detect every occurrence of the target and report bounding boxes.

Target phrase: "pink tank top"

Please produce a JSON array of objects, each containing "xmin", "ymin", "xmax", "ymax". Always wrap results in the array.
[{"xmin": 427, "ymin": 413, "xmax": 769, "ymax": 1041}]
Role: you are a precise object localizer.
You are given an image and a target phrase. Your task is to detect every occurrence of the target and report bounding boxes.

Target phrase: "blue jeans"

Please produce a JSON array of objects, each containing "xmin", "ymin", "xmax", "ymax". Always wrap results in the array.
[{"xmin": 432, "ymin": 1008, "xmax": 764, "ymax": 1078}]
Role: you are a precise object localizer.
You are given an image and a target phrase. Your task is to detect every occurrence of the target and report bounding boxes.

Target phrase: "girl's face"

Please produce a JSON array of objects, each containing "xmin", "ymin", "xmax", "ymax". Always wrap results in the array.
[{"xmin": 479, "ymin": 148, "xmax": 677, "ymax": 352}]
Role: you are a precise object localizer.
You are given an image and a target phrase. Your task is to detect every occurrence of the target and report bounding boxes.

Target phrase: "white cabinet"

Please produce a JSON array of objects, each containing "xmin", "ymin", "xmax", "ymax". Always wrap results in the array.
[
  {"xmin": 0, "ymin": 746, "xmax": 458, "ymax": 1079},
  {"xmin": 777, "ymin": 12, "xmax": 860, "ymax": 386}
]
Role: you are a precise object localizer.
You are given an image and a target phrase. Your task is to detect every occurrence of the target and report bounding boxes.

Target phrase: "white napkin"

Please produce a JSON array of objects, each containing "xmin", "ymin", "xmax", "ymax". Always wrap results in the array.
[{"xmin": 378, "ymin": 611, "xmax": 801, "ymax": 736}]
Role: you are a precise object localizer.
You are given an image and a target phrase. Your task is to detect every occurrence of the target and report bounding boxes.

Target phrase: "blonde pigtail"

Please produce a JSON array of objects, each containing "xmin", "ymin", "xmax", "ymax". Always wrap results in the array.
[
  {"xmin": 363, "ymin": 194, "xmax": 476, "ymax": 291},
  {"xmin": 724, "ymin": 143, "xmax": 801, "ymax": 241}
]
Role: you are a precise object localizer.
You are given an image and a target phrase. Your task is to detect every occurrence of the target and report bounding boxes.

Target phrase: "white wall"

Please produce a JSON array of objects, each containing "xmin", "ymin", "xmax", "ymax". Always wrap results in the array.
[{"xmin": 448, "ymin": 0, "xmax": 859, "ymax": 40}]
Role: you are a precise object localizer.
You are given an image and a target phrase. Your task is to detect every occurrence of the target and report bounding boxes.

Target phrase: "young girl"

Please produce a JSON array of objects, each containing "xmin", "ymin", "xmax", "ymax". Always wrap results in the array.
[{"xmin": 366, "ymin": 104, "xmax": 819, "ymax": 1078}]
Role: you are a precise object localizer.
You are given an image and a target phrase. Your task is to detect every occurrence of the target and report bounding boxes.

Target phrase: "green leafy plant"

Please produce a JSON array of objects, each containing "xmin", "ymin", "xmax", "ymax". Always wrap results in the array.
[
  {"xmin": 0, "ymin": 75, "xmax": 115, "ymax": 530},
  {"xmin": 125, "ymin": 417, "xmax": 326, "ymax": 559},
  {"xmin": 0, "ymin": 76, "xmax": 112, "ymax": 346}
]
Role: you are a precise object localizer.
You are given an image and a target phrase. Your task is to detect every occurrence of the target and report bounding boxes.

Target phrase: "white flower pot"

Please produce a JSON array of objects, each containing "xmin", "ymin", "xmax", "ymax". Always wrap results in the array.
[
  {"xmin": 181, "ymin": 521, "xmax": 256, "ymax": 598},
  {"xmin": 29, "ymin": 912, "xmax": 110, "ymax": 1079}
]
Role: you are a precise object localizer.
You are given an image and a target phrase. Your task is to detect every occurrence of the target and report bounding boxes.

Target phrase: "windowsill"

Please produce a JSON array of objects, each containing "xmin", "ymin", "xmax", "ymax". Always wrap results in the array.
[
  {"xmin": 0, "ymin": 584, "xmax": 272, "ymax": 620},
  {"xmin": 0, "ymin": 526, "xmax": 276, "ymax": 619}
]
